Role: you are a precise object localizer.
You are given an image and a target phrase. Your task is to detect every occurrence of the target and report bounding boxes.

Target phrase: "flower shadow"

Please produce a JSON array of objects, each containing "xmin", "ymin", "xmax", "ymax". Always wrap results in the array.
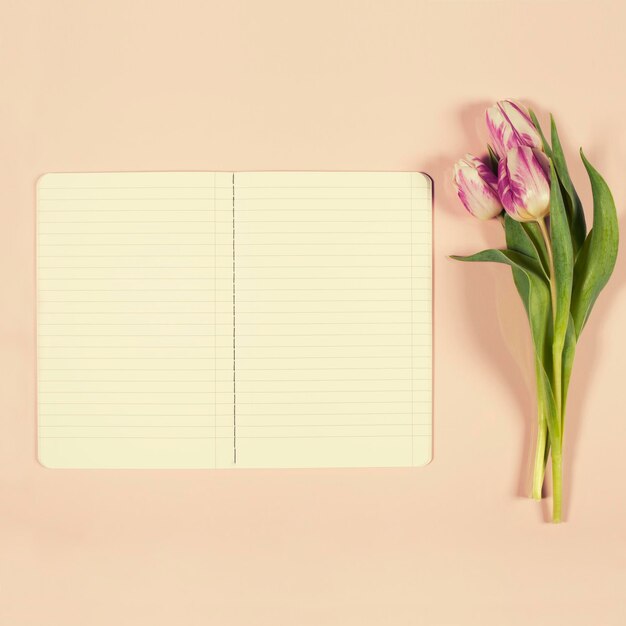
[{"xmin": 424, "ymin": 100, "xmax": 539, "ymax": 505}]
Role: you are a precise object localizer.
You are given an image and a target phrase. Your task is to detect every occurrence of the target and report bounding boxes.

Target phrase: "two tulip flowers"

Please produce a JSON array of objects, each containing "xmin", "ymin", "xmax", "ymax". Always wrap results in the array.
[
  {"xmin": 453, "ymin": 100, "xmax": 619, "ymax": 522},
  {"xmin": 454, "ymin": 101, "xmax": 550, "ymax": 222}
]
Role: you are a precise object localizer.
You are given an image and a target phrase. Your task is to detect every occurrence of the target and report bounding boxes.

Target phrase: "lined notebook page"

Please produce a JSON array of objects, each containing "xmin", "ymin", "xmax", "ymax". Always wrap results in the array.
[
  {"xmin": 233, "ymin": 172, "xmax": 432, "ymax": 468},
  {"xmin": 37, "ymin": 172, "xmax": 234, "ymax": 468}
]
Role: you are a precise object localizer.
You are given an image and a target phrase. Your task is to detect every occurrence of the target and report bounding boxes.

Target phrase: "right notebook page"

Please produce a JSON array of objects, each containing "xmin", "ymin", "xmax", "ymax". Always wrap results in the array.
[{"xmin": 233, "ymin": 172, "xmax": 432, "ymax": 467}]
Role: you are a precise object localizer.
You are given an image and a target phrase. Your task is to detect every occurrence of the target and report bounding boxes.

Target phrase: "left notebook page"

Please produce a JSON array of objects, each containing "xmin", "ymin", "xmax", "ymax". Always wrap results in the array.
[{"xmin": 37, "ymin": 173, "xmax": 236, "ymax": 468}]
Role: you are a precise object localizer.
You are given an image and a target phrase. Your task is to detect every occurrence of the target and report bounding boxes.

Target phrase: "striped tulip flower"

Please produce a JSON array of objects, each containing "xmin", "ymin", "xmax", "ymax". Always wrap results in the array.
[
  {"xmin": 453, "ymin": 154, "xmax": 502, "ymax": 220},
  {"xmin": 497, "ymin": 146, "xmax": 551, "ymax": 222},
  {"xmin": 486, "ymin": 100, "xmax": 543, "ymax": 158}
]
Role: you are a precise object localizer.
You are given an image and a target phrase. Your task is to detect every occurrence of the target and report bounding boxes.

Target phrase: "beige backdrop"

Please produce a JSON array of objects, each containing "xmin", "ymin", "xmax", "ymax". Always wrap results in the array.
[{"xmin": 1, "ymin": 1, "xmax": 625, "ymax": 624}]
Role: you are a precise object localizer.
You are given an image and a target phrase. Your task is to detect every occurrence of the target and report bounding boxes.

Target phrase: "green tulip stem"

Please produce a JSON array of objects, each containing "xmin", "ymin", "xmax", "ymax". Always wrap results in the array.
[
  {"xmin": 537, "ymin": 215, "xmax": 564, "ymax": 522},
  {"xmin": 531, "ymin": 356, "xmax": 548, "ymax": 500},
  {"xmin": 537, "ymin": 217, "xmax": 557, "ymax": 315},
  {"xmin": 498, "ymin": 216, "xmax": 551, "ymax": 502},
  {"xmin": 551, "ymin": 445, "xmax": 563, "ymax": 523}
]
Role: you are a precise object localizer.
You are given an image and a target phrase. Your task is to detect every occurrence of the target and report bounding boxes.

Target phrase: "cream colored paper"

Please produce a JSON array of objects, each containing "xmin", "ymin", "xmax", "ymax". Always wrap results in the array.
[
  {"xmin": 37, "ymin": 172, "xmax": 431, "ymax": 468},
  {"xmin": 37, "ymin": 172, "xmax": 234, "ymax": 468},
  {"xmin": 233, "ymin": 172, "xmax": 431, "ymax": 467}
]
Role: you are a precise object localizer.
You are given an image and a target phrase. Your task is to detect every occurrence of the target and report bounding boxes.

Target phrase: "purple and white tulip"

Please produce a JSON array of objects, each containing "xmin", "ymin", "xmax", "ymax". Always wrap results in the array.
[
  {"xmin": 486, "ymin": 100, "xmax": 543, "ymax": 158},
  {"xmin": 453, "ymin": 154, "xmax": 502, "ymax": 220},
  {"xmin": 497, "ymin": 146, "xmax": 551, "ymax": 222}
]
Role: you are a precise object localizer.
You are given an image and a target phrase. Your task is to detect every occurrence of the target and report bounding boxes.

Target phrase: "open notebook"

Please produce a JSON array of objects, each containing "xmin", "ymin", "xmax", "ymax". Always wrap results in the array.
[{"xmin": 36, "ymin": 172, "xmax": 432, "ymax": 468}]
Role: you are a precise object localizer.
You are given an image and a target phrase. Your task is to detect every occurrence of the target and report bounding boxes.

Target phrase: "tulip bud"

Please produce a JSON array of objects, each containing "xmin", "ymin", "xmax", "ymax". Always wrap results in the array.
[
  {"xmin": 486, "ymin": 100, "xmax": 543, "ymax": 158},
  {"xmin": 453, "ymin": 154, "xmax": 503, "ymax": 220},
  {"xmin": 497, "ymin": 146, "xmax": 551, "ymax": 222}
]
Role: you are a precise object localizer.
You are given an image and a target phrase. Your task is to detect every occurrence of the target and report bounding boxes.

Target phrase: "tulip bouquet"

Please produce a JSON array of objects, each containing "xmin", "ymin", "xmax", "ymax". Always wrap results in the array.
[{"xmin": 452, "ymin": 100, "xmax": 619, "ymax": 522}]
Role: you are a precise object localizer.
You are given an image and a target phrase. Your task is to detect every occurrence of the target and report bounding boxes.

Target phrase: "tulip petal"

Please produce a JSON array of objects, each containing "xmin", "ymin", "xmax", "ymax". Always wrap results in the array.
[
  {"xmin": 499, "ymin": 101, "xmax": 543, "ymax": 152},
  {"xmin": 454, "ymin": 161, "xmax": 502, "ymax": 220},
  {"xmin": 486, "ymin": 104, "xmax": 510, "ymax": 158},
  {"xmin": 461, "ymin": 153, "xmax": 498, "ymax": 191},
  {"xmin": 486, "ymin": 100, "xmax": 543, "ymax": 157},
  {"xmin": 498, "ymin": 147, "xmax": 551, "ymax": 221}
]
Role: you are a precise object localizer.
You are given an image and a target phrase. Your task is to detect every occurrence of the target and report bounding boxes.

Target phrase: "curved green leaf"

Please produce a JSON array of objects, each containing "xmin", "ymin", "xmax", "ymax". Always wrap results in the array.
[
  {"xmin": 571, "ymin": 151, "xmax": 619, "ymax": 337},
  {"xmin": 548, "ymin": 158, "xmax": 574, "ymax": 371},
  {"xmin": 521, "ymin": 222, "xmax": 549, "ymax": 275},
  {"xmin": 550, "ymin": 115, "xmax": 586, "ymax": 255},
  {"xmin": 505, "ymin": 215, "xmax": 555, "ymax": 477},
  {"xmin": 504, "ymin": 216, "xmax": 548, "ymax": 323},
  {"xmin": 451, "ymin": 249, "xmax": 543, "ymax": 283},
  {"xmin": 505, "ymin": 215, "xmax": 541, "ymax": 265},
  {"xmin": 561, "ymin": 315, "xmax": 576, "ymax": 431}
]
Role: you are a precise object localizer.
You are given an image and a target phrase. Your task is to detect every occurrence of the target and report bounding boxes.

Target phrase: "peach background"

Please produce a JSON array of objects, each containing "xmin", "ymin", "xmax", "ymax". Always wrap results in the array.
[{"xmin": 1, "ymin": 1, "xmax": 626, "ymax": 624}]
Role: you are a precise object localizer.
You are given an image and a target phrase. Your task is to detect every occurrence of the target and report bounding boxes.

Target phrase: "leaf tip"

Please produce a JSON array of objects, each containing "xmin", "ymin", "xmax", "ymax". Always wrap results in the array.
[{"xmin": 579, "ymin": 148, "xmax": 593, "ymax": 174}]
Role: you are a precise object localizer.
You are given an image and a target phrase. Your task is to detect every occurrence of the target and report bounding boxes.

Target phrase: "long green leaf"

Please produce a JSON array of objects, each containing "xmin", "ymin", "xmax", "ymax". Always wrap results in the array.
[
  {"xmin": 548, "ymin": 158, "xmax": 574, "ymax": 371},
  {"xmin": 550, "ymin": 116, "xmax": 586, "ymax": 255},
  {"xmin": 504, "ymin": 215, "xmax": 551, "ymax": 352},
  {"xmin": 538, "ymin": 359, "xmax": 560, "ymax": 451},
  {"xmin": 505, "ymin": 216, "xmax": 554, "ymax": 486},
  {"xmin": 505, "ymin": 215, "xmax": 540, "ymax": 262},
  {"xmin": 571, "ymin": 150, "xmax": 619, "ymax": 337},
  {"xmin": 561, "ymin": 315, "xmax": 576, "ymax": 431},
  {"xmin": 521, "ymin": 222, "xmax": 549, "ymax": 276}
]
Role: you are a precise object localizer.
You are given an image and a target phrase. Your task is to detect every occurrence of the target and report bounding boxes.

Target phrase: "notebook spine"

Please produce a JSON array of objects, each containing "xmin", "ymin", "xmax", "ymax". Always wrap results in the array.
[{"xmin": 232, "ymin": 173, "xmax": 237, "ymax": 464}]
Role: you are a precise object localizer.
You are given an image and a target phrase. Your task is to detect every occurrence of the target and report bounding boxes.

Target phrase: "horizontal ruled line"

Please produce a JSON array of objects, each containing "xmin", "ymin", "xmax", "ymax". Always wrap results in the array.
[
  {"xmin": 233, "ymin": 253, "xmax": 424, "ymax": 256},
  {"xmin": 39, "ymin": 186, "xmax": 218, "ymax": 190},
  {"xmin": 234, "ymin": 221, "xmax": 428, "ymax": 224},
  {"xmin": 39, "ymin": 301, "xmax": 217, "ymax": 303},
  {"xmin": 40, "ymin": 232, "xmax": 216, "ymax": 236},
  {"xmin": 40, "ymin": 290, "xmax": 214, "ymax": 292},
  {"xmin": 41, "ymin": 423, "xmax": 416, "ymax": 427},
  {"xmin": 41, "ymin": 244, "xmax": 215, "ymax": 247},
  {"xmin": 38, "ymin": 210, "xmax": 212, "ymax": 213},
  {"xmin": 39, "ymin": 276, "xmax": 418, "ymax": 280},
  {"xmin": 39, "ymin": 185, "xmax": 425, "ymax": 190},
  {"xmin": 40, "ymin": 197, "xmax": 418, "ymax": 201},
  {"xmin": 39, "ymin": 368, "xmax": 217, "ymax": 371},
  {"xmin": 40, "ymin": 435, "xmax": 430, "ymax": 439},
  {"xmin": 39, "ymin": 400, "xmax": 426, "ymax": 406},
  {"xmin": 40, "ymin": 197, "xmax": 214, "ymax": 201},
  {"xmin": 37, "ymin": 344, "xmax": 416, "ymax": 348},
  {"xmin": 38, "ymin": 267, "xmax": 216, "ymax": 270},
  {"xmin": 39, "ymin": 300, "xmax": 418, "ymax": 303},
  {"xmin": 41, "ymin": 388, "xmax": 415, "ymax": 394},
  {"xmin": 38, "ymin": 221, "xmax": 215, "ymax": 225},
  {"xmin": 39, "ymin": 255, "xmax": 215, "ymax": 258},
  {"xmin": 37, "ymin": 412, "xmax": 417, "ymax": 418},
  {"xmin": 38, "ymin": 378, "xmax": 414, "ymax": 382},
  {"xmin": 40, "ymin": 323, "xmax": 213, "ymax": 326},
  {"xmin": 38, "ymin": 314, "xmax": 217, "ymax": 317}
]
